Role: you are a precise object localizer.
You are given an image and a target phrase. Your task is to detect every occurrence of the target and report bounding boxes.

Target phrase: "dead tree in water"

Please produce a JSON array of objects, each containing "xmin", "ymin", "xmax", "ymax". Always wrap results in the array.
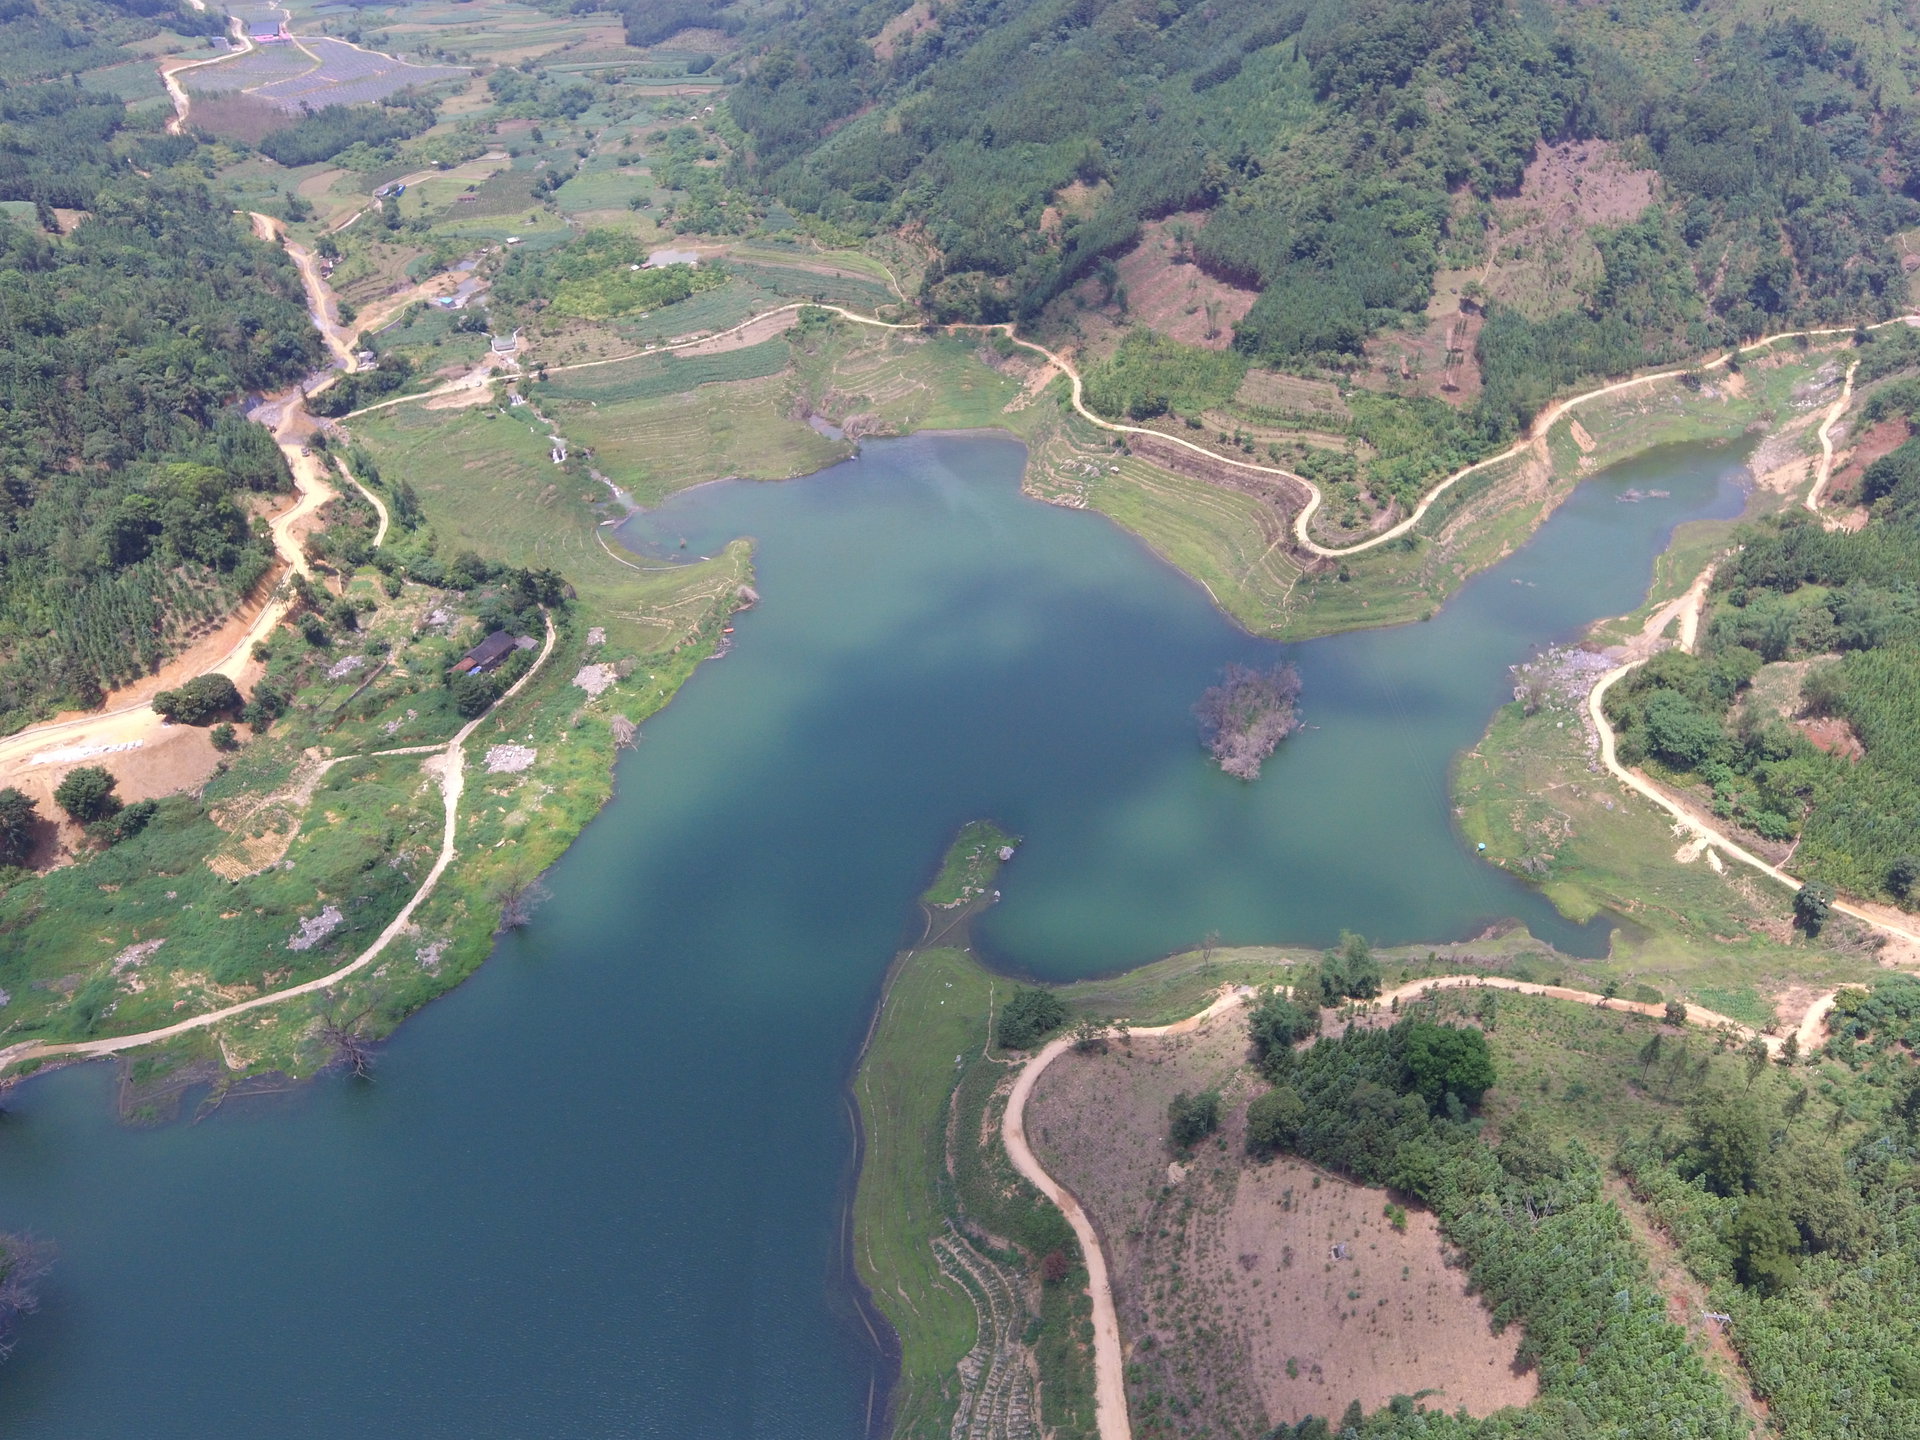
[
  {"xmin": 1194, "ymin": 662, "xmax": 1303, "ymax": 781},
  {"xmin": 493, "ymin": 872, "xmax": 551, "ymax": 932},
  {"xmin": 0, "ymin": 1234, "xmax": 53, "ymax": 1358},
  {"xmin": 318, "ymin": 1008, "xmax": 376, "ymax": 1079}
]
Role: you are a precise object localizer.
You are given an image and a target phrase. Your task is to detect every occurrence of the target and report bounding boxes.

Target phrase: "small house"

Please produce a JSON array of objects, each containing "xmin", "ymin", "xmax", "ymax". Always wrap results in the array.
[{"xmin": 452, "ymin": 630, "xmax": 517, "ymax": 675}]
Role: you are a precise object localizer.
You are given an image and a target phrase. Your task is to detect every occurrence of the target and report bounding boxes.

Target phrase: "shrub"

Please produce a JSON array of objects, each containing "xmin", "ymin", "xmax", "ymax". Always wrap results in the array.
[
  {"xmin": 54, "ymin": 766, "xmax": 120, "ymax": 824},
  {"xmin": 210, "ymin": 723, "xmax": 239, "ymax": 752},
  {"xmin": 449, "ymin": 669, "xmax": 499, "ymax": 718},
  {"xmin": 997, "ymin": 986, "xmax": 1068, "ymax": 1050},
  {"xmin": 1248, "ymin": 986, "xmax": 1317, "ymax": 1065},
  {"xmin": 89, "ymin": 799, "xmax": 156, "ymax": 847},
  {"xmin": 1168, "ymin": 1089, "xmax": 1222, "ymax": 1152}
]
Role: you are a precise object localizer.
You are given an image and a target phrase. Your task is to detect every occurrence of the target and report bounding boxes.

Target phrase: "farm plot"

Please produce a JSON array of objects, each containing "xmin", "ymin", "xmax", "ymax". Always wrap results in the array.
[
  {"xmin": 250, "ymin": 38, "xmax": 468, "ymax": 109},
  {"xmin": 538, "ymin": 338, "xmax": 794, "ymax": 406},
  {"xmin": 185, "ymin": 44, "xmax": 318, "ymax": 94}
]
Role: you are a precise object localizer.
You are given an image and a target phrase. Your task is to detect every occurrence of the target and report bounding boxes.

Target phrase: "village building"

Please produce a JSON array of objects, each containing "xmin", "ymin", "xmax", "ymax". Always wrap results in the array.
[{"xmin": 452, "ymin": 631, "xmax": 517, "ymax": 675}]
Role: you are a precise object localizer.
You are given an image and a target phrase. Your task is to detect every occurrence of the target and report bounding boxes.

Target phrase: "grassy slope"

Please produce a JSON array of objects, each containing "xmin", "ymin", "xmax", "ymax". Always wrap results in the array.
[
  {"xmin": 1455, "ymin": 696, "xmax": 1883, "ymax": 1015},
  {"xmin": 920, "ymin": 820, "xmax": 1014, "ymax": 906},
  {"xmin": 853, "ymin": 945, "xmax": 994, "ymax": 1438}
]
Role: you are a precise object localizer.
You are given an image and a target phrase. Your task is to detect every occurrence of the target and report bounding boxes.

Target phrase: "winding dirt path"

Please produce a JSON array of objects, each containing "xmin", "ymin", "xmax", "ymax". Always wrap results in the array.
[
  {"xmin": 0, "ymin": 613, "xmax": 556, "ymax": 1074},
  {"xmin": 159, "ymin": 16, "xmax": 251, "ymax": 136},
  {"xmin": 1001, "ymin": 988, "xmax": 1247, "ymax": 1440},
  {"xmin": 1586, "ymin": 661, "xmax": 1920, "ymax": 954},
  {"xmin": 1805, "ymin": 359, "xmax": 1859, "ymax": 517},
  {"xmin": 333, "ymin": 453, "xmax": 390, "ymax": 547},
  {"xmin": 347, "ymin": 298, "xmax": 1919, "ymax": 558},
  {"xmin": 1000, "ymin": 960, "xmax": 1869, "ymax": 1440},
  {"xmin": 251, "ymin": 213, "xmax": 359, "ymax": 369},
  {"xmin": 0, "ymin": 220, "xmax": 349, "ymax": 783}
]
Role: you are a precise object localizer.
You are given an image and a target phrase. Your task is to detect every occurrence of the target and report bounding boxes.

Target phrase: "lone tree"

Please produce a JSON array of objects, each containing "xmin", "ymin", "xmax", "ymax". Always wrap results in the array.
[
  {"xmin": 1794, "ymin": 880, "xmax": 1836, "ymax": 936},
  {"xmin": 318, "ymin": 1010, "xmax": 375, "ymax": 1079},
  {"xmin": 0, "ymin": 788, "xmax": 37, "ymax": 867},
  {"xmin": 1167, "ymin": 1089, "xmax": 1222, "ymax": 1152},
  {"xmin": 1194, "ymin": 661, "xmax": 1302, "ymax": 781},
  {"xmin": 151, "ymin": 673, "xmax": 242, "ymax": 725},
  {"xmin": 54, "ymin": 766, "xmax": 120, "ymax": 824}
]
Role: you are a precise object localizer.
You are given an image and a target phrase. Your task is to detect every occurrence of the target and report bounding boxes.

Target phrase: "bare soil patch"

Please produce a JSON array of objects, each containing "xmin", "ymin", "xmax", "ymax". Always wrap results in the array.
[
  {"xmin": 1357, "ymin": 290, "xmax": 1482, "ymax": 406},
  {"xmin": 1795, "ymin": 714, "xmax": 1864, "ymax": 760},
  {"xmin": 1039, "ymin": 214, "xmax": 1260, "ymax": 357},
  {"xmin": 185, "ymin": 92, "xmax": 288, "ymax": 145},
  {"xmin": 1363, "ymin": 140, "xmax": 1657, "ymax": 405},
  {"xmin": 1483, "ymin": 140, "xmax": 1658, "ymax": 317},
  {"xmin": 1233, "ymin": 370, "xmax": 1349, "ymax": 421},
  {"xmin": 1114, "ymin": 215, "xmax": 1258, "ymax": 350},
  {"xmin": 869, "ymin": 0, "xmax": 937, "ymax": 60},
  {"xmin": 1028, "ymin": 1013, "xmax": 1533, "ymax": 1436},
  {"xmin": 1825, "ymin": 415, "xmax": 1906, "ymax": 500}
]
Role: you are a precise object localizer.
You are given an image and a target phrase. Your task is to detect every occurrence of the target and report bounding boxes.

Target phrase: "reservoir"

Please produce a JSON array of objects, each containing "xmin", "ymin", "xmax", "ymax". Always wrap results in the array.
[{"xmin": 0, "ymin": 433, "xmax": 1746, "ymax": 1436}]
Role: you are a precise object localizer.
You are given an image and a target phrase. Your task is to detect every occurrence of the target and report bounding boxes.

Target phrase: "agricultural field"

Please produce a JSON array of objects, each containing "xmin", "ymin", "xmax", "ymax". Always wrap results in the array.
[
  {"xmin": 300, "ymin": 0, "xmax": 626, "ymax": 68},
  {"xmin": 184, "ymin": 43, "xmax": 318, "ymax": 96},
  {"xmin": 187, "ymin": 35, "xmax": 468, "ymax": 110}
]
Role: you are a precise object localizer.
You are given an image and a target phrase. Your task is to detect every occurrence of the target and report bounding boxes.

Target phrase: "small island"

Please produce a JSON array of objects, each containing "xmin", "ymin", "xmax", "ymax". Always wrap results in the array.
[{"xmin": 1195, "ymin": 662, "xmax": 1303, "ymax": 780}]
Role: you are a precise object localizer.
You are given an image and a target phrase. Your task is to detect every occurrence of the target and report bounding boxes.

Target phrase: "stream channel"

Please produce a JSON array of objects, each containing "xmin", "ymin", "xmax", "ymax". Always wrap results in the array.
[{"xmin": 0, "ymin": 431, "xmax": 1746, "ymax": 1436}]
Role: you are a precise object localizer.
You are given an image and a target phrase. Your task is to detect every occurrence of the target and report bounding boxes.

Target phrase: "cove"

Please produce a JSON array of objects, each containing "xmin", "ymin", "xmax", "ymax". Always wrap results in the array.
[{"xmin": 0, "ymin": 432, "xmax": 1746, "ymax": 1438}]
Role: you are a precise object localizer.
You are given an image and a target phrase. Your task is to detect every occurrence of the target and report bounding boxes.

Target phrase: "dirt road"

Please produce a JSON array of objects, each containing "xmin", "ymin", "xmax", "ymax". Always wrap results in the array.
[
  {"xmin": 1002, "ymin": 988, "xmax": 1246, "ymax": 1440},
  {"xmin": 348, "ymin": 296, "xmax": 1919, "ymax": 561},
  {"xmin": 1805, "ymin": 359, "xmax": 1859, "ymax": 517},
  {"xmin": 1587, "ymin": 661, "xmax": 1920, "ymax": 957},
  {"xmin": 251, "ymin": 213, "xmax": 359, "ymax": 369},
  {"xmin": 159, "ymin": 16, "xmax": 251, "ymax": 135},
  {"xmin": 0, "ymin": 234, "xmax": 347, "ymax": 794}
]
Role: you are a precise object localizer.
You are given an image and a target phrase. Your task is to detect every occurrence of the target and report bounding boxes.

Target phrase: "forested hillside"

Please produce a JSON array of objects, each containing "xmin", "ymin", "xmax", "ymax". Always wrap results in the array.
[
  {"xmin": 692, "ymin": 0, "xmax": 1920, "ymax": 439},
  {"xmin": 1601, "ymin": 330, "xmax": 1920, "ymax": 910},
  {"xmin": 0, "ymin": 62, "xmax": 319, "ymax": 732}
]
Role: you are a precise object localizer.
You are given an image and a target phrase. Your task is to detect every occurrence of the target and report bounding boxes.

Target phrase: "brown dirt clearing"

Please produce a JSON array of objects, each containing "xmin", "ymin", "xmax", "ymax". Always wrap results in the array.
[
  {"xmin": 1825, "ymin": 415, "xmax": 1906, "ymax": 500},
  {"xmin": 1028, "ymin": 1012, "xmax": 1533, "ymax": 1436}
]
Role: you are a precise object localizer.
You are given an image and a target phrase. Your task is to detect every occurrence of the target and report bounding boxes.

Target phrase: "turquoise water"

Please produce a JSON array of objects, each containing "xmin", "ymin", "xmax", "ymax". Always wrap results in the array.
[{"xmin": 0, "ymin": 434, "xmax": 1745, "ymax": 1436}]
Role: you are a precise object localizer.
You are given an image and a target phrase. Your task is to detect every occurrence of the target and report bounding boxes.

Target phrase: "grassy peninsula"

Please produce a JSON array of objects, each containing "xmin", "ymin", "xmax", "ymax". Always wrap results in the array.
[{"xmin": 853, "ymin": 827, "xmax": 1097, "ymax": 1440}]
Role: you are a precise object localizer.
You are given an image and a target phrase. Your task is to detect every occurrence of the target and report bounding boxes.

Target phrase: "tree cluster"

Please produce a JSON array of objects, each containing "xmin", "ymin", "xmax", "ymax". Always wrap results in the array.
[
  {"xmin": 151, "ymin": 674, "xmax": 242, "ymax": 726},
  {"xmin": 996, "ymin": 985, "xmax": 1068, "ymax": 1050},
  {"xmin": 0, "ymin": 83, "xmax": 316, "ymax": 733},
  {"xmin": 1193, "ymin": 661, "xmax": 1301, "ymax": 781}
]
